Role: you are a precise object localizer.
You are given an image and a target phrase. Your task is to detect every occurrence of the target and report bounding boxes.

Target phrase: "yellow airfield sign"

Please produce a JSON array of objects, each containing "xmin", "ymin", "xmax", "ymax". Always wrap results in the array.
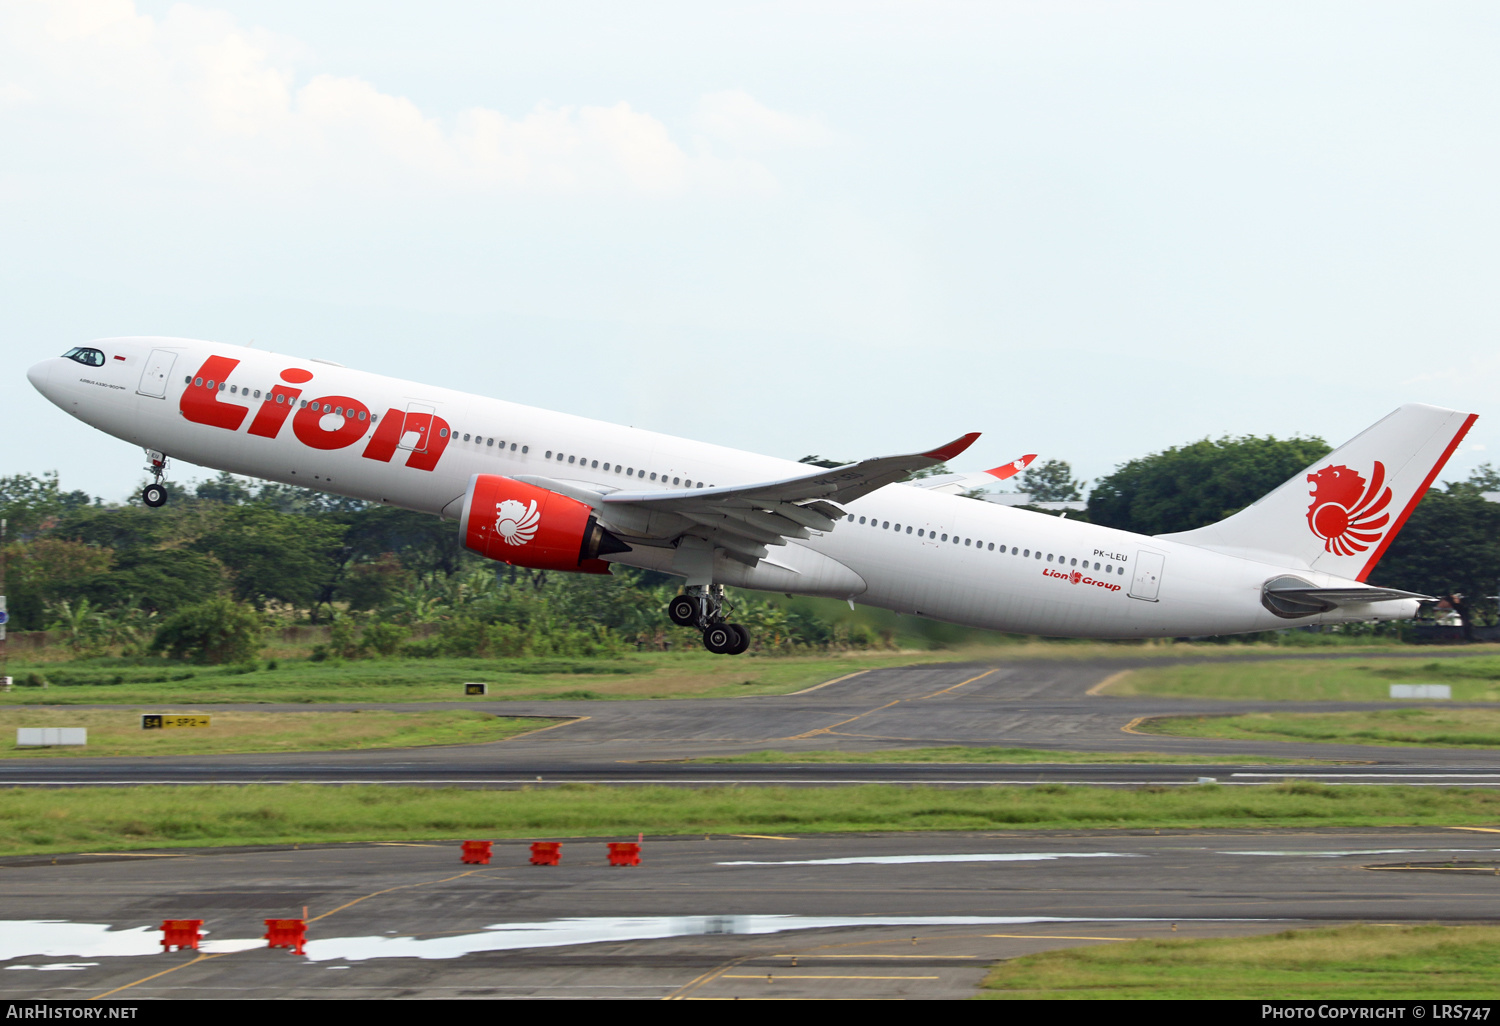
[{"xmin": 141, "ymin": 714, "xmax": 211, "ymax": 730}]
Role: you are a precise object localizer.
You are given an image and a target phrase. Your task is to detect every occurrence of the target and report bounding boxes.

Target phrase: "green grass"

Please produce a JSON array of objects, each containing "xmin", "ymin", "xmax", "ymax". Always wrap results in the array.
[
  {"xmin": 0, "ymin": 649, "xmax": 1019, "ymax": 705},
  {"xmin": 7, "ymin": 644, "xmax": 1488, "ymax": 706},
  {"xmin": 5, "ymin": 781, "xmax": 1500, "ymax": 856},
  {"xmin": 980, "ymin": 924, "xmax": 1500, "ymax": 999},
  {"xmin": 0, "ymin": 708, "xmax": 554, "ymax": 758},
  {"xmin": 1140, "ymin": 707, "xmax": 1500, "ymax": 749},
  {"xmin": 1102, "ymin": 651, "xmax": 1500, "ymax": 701},
  {"xmin": 679, "ymin": 746, "xmax": 1329, "ymax": 765}
]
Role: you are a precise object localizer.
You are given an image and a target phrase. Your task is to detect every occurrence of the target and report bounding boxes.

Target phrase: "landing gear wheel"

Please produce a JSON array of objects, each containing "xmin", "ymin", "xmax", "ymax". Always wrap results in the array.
[
  {"xmin": 726, "ymin": 624, "xmax": 751, "ymax": 655},
  {"xmin": 703, "ymin": 623, "xmax": 737, "ymax": 654},
  {"xmin": 668, "ymin": 596, "xmax": 698, "ymax": 627},
  {"xmin": 142, "ymin": 482, "xmax": 169, "ymax": 508}
]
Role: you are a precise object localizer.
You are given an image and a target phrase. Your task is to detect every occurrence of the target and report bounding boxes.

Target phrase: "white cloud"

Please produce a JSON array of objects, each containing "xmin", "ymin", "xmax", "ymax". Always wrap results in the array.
[
  {"xmin": 450, "ymin": 101, "xmax": 692, "ymax": 194},
  {"xmin": 0, "ymin": 0, "xmax": 803, "ymax": 196},
  {"xmin": 693, "ymin": 90, "xmax": 833, "ymax": 152}
]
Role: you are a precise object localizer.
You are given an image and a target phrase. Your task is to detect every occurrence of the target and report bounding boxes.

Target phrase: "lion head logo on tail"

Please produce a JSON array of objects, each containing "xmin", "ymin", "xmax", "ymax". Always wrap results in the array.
[{"xmin": 1306, "ymin": 462, "xmax": 1392, "ymax": 555}]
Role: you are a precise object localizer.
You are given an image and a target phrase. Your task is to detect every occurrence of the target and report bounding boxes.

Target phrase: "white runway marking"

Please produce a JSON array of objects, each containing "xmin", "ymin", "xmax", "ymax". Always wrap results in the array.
[
  {"xmin": 0, "ymin": 921, "xmax": 266, "ymax": 960},
  {"xmin": 1220, "ymin": 848, "xmax": 1499, "ymax": 858},
  {"xmin": 0, "ymin": 915, "xmax": 1282, "ymax": 962},
  {"xmin": 1235, "ymin": 773, "xmax": 1500, "ymax": 780},
  {"xmin": 0, "ymin": 922, "xmax": 160, "ymax": 960},
  {"xmin": 4, "ymin": 963, "xmax": 99, "ymax": 971},
  {"xmin": 717, "ymin": 853, "xmax": 1142, "ymax": 866},
  {"xmin": 299, "ymin": 915, "xmax": 1262, "ymax": 962}
]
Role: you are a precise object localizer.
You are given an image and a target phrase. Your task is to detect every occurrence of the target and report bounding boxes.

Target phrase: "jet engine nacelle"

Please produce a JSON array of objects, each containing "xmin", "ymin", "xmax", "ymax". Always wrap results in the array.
[{"xmin": 460, "ymin": 474, "xmax": 631, "ymax": 574}]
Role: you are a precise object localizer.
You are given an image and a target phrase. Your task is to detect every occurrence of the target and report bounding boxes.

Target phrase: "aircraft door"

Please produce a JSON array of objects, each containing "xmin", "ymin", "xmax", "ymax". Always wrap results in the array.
[
  {"xmin": 1129, "ymin": 551, "xmax": 1165, "ymax": 602},
  {"xmin": 399, "ymin": 402, "xmax": 435, "ymax": 452},
  {"xmin": 136, "ymin": 350, "xmax": 177, "ymax": 398}
]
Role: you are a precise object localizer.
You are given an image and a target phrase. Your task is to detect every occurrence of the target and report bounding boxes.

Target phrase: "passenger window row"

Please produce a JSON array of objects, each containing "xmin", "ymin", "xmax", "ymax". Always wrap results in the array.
[
  {"xmin": 173, "ymin": 371, "xmax": 720, "ymax": 488},
  {"xmin": 175, "ymin": 376, "xmax": 716, "ymax": 487},
  {"xmin": 183, "ymin": 376, "xmax": 385, "ymax": 423},
  {"xmin": 452, "ymin": 436, "xmax": 712, "ymax": 489},
  {"xmin": 458, "ymin": 432, "xmax": 525, "ymax": 454},
  {"xmin": 842, "ymin": 513, "xmax": 1126, "ymax": 575}
]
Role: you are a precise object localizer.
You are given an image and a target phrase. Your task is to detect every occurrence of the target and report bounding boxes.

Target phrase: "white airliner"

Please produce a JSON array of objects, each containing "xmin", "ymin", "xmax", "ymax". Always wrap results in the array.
[{"xmin": 28, "ymin": 338, "xmax": 1475, "ymax": 654}]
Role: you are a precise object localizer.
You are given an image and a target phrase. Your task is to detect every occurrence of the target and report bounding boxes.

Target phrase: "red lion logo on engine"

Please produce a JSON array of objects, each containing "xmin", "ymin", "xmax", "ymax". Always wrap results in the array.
[{"xmin": 1306, "ymin": 462, "xmax": 1392, "ymax": 555}]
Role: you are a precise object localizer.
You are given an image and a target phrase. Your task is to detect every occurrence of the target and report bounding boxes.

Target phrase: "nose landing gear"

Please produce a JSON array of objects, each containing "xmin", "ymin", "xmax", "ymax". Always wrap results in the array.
[
  {"xmin": 141, "ymin": 450, "xmax": 170, "ymax": 508},
  {"xmin": 667, "ymin": 585, "xmax": 751, "ymax": 655}
]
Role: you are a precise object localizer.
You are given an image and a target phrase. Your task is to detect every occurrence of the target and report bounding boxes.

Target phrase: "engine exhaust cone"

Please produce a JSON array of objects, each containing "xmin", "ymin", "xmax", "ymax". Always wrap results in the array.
[{"xmin": 582, "ymin": 516, "xmax": 633, "ymax": 562}]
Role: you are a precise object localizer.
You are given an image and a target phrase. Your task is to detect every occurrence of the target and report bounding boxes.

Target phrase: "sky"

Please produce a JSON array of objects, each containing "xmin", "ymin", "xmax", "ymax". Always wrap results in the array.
[{"xmin": 3, "ymin": 0, "xmax": 1498, "ymax": 503}]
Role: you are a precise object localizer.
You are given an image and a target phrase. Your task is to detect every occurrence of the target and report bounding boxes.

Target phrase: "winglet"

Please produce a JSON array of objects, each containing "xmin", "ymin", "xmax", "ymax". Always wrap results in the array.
[
  {"xmin": 921, "ymin": 432, "xmax": 981, "ymax": 463},
  {"xmin": 985, "ymin": 454, "xmax": 1036, "ymax": 481}
]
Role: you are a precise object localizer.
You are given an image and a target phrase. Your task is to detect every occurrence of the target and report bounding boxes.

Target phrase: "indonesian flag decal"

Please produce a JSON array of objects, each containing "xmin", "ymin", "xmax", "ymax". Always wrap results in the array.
[{"xmin": 1305, "ymin": 462, "xmax": 1393, "ymax": 556}]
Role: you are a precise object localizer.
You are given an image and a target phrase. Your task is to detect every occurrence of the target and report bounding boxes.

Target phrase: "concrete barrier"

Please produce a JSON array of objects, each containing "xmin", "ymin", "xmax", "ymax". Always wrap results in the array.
[
  {"xmin": 1390, "ymin": 684, "xmax": 1452, "ymax": 699},
  {"xmin": 16, "ymin": 727, "xmax": 86, "ymax": 746}
]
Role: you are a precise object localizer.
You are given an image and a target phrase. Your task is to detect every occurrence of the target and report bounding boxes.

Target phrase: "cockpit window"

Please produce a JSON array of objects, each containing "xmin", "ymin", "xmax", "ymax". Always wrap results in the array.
[{"xmin": 62, "ymin": 347, "xmax": 106, "ymax": 367}]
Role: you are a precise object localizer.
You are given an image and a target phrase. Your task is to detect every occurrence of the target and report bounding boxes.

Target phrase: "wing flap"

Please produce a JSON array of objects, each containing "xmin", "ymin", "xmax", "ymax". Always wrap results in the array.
[{"xmin": 601, "ymin": 432, "xmax": 980, "ymax": 509}]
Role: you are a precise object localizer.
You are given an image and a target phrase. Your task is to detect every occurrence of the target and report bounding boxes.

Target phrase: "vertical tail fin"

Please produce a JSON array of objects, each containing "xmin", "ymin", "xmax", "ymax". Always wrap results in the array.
[{"xmin": 1162, "ymin": 404, "xmax": 1477, "ymax": 580}]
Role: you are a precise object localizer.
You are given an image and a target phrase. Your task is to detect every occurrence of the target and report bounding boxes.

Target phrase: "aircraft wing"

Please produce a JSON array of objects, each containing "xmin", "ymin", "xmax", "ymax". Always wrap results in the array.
[
  {"xmin": 516, "ymin": 432, "xmax": 979, "ymax": 565},
  {"xmin": 910, "ymin": 453, "xmax": 1036, "ymax": 495},
  {"xmin": 603, "ymin": 432, "xmax": 981, "ymax": 510}
]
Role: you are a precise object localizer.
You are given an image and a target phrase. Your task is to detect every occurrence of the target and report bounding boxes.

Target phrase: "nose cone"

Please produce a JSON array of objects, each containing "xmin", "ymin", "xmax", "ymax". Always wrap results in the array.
[
  {"xmin": 27, "ymin": 358, "xmax": 53, "ymax": 391},
  {"xmin": 27, "ymin": 358, "xmax": 58, "ymax": 404}
]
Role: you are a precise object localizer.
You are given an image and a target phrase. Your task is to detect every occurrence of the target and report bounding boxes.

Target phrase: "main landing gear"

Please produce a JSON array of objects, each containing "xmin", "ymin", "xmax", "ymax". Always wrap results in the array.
[
  {"xmin": 141, "ymin": 449, "xmax": 170, "ymax": 508},
  {"xmin": 668, "ymin": 584, "xmax": 751, "ymax": 655}
]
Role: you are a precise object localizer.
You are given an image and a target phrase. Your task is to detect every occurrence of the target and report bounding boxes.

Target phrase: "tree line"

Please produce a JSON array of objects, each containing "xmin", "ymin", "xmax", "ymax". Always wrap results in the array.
[
  {"xmin": 0, "ymin": 471, "xmax": 890, "ymax": 661},
  {"xmin": 3, "ymin": 432, "xmax": 1497, "ymax": 661}
]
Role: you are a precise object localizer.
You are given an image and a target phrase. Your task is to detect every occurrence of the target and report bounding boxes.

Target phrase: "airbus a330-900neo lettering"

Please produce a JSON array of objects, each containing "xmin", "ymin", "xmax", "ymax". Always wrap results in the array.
[{"xmin": 28, "ymin": 338, "xmax": 1476, "ymax": 654}]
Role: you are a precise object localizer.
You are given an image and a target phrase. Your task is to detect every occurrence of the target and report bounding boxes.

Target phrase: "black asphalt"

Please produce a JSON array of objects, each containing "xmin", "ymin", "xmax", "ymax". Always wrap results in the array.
[
  {"xmin": 5, "ymin": 656, "xmax": 1500, "ymax": 999},
  {"xmin": 4, "ymin": 656, "xmax": 1499, "ymax": 786},
  {"xmin": 3, "ymin": 828, "xmax": 1499, "ymax": 999}
]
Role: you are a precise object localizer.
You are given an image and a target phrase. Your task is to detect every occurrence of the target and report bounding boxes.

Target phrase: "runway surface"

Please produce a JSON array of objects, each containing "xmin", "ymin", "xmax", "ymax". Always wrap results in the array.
[
  {"xmin": 5, "ymin": 657, "xmax": 1500, "ymax": 786},
  {"xmin": 5, "ymin": 827, "xmax": 1499, "ymax": 1000},
  {"xmin": 6, "ymin": 655, "xmax": 1500, "ymax": 999}
]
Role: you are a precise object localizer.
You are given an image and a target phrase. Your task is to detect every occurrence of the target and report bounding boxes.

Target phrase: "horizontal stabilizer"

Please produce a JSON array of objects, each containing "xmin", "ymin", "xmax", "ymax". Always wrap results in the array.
[{"xmin": 1263, "ymin": 576, "xmax": 1431, "ymax": 617}]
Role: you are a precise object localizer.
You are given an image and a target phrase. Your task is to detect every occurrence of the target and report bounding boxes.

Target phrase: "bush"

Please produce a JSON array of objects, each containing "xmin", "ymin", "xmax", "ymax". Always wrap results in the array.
[
  {"xmin": 415, "ymin": 613, "xmax": 627, "ymax": 659},
  {"xmin": 360, "ymin": 621, "xmax": 410, "ymax": 658},
  {"xmin": 150, "ymin": 597, "xmax": 263, "ymax": 665},
  {"xmin": 327, "ymin": 616, "xmax": 361, "ymax": 659},
  {"xmin": 438, "ymin": 616, "xmax": 488, "ymax": 657}
]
